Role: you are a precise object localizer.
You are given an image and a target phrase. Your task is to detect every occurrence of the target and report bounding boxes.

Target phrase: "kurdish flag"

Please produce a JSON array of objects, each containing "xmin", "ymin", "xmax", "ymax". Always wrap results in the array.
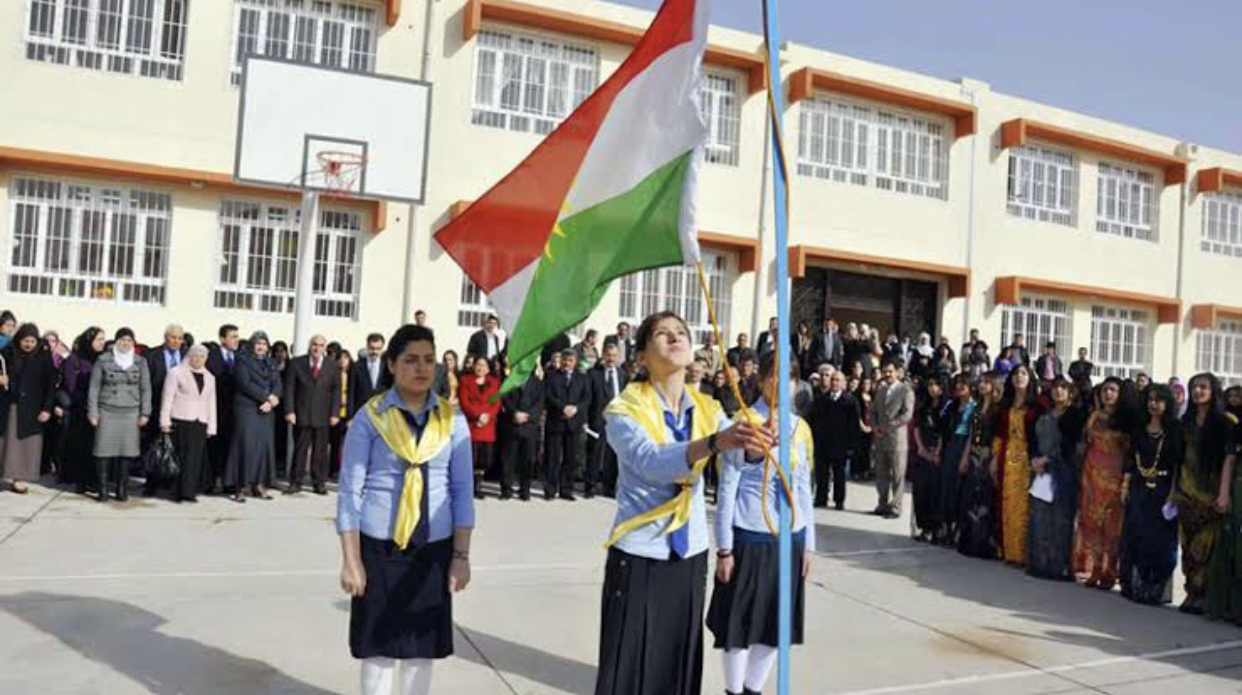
[{"xmin": 435, "ymin": 0, "xmax": 710, "ymax": 393}]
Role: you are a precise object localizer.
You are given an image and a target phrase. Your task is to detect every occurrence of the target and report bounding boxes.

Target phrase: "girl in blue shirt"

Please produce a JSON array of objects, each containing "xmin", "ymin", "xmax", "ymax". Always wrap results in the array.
[
  {"xmin": 336, "ymin": 325, "xmax": 475, "ymax": 695},
  {"xmin": 707, "ymin": 351, "xmax": 816, "ymax": 695},
  {"xmin": 596, "ymin": 311, "xmax": 770, "ymax": 695}
]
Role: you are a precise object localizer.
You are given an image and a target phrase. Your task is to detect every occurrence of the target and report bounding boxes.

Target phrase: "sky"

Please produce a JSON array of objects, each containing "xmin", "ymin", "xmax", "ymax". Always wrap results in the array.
[{"xmin": 610, "ymin": 0, "xmax": 1242, "ymax": 154}]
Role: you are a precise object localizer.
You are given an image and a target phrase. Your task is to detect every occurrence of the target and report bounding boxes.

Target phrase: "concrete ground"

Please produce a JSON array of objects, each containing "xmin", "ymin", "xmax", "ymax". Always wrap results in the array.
[{"xmin": 1, "ymin": 478, "xmax": 1240, "ymax": 695}]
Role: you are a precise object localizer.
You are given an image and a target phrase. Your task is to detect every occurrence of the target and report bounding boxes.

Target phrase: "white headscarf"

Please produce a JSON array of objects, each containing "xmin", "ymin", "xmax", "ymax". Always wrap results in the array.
[{"xmin": 113, "ymin": 344, "xmax": 135, "ymax": 371}]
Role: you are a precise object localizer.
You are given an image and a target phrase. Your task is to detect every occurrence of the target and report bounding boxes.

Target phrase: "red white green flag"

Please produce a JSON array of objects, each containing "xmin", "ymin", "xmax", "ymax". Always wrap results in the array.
[{"xmin": 435, "ymin": 0, "xmax": 710, "ymax": 393}]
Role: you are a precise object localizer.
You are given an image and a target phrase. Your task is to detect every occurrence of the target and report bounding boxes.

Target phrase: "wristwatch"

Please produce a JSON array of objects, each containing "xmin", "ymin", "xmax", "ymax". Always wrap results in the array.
[{"xmin": 707, "ymin": 432, "xmax": 720, "ymax": 455}]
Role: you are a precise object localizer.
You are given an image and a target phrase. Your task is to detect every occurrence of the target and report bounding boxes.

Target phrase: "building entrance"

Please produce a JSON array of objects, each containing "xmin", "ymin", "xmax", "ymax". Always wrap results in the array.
[{"xmin": 793, "ymin": 267, "xmax": 938, "ymax": 340}]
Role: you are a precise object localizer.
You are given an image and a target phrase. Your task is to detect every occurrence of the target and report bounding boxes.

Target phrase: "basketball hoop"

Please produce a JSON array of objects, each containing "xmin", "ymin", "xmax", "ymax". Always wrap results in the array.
[{"xmin": 316, "ymin": 151, "xmax": 367, "ymax": 197}]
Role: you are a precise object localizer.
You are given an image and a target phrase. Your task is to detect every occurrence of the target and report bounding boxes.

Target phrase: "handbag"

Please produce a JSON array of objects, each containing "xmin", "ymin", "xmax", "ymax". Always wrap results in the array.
[{"xmin": 143, "ymin": 433, "xmax": 180, "ymax": 480}]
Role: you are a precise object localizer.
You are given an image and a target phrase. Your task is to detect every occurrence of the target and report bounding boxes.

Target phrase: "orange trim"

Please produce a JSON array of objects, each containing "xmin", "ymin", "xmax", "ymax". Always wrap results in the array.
[
  {"xmin": 1196, "ymin": 167, "xmax": 1242, "ymax": 194},
  {"xmin": 1190, "ymin": 303, "xmax": 1242, "ymax": 330},
  {"xmin": 448, "ymin": 200, "xmax": 758, "ymax": 272},
  {"xmin": 0, "ymin": 146, "xmax": 388, "ymax": 232},
  {"xmin": 999, "ymin": 118, "xmax": 1188, "ymax": 186},
  {"xmin": 788, "ymin": 245, "xmax": 971, "ymax": 298},
  {"xmin": 385, "ymin": 0, "xmax": 401, "ymax": 26},
  {"xmin": 462, "ymin": 0, "xmax": 767, "ymax": 94},
  {"xmin": 994, "ymin": 275, "xmax": 1181, "ymax": 324},
  {"xmin": 788, "ymin": 67, "xmax": 977, "ymax": 139}
]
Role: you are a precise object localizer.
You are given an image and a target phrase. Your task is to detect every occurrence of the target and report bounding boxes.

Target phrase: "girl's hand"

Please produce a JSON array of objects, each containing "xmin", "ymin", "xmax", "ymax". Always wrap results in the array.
[
  {"xmin": 1215, "ymin": 492, "xmax": 1231, "ymax": 515},
  {"xmin": 449, "ymin": 558, "xmax": 471, "ymax": 592},
  {"xmin": 803, "ymin": 551, "xmax": 813, "ymax": 578},
  {"xmin": 340, "ymin": 560, "xmax": 367, "ymax": 597},
  {"xmin": 716, "ymin": 554, "xmax": 735, "ymax": 583}
]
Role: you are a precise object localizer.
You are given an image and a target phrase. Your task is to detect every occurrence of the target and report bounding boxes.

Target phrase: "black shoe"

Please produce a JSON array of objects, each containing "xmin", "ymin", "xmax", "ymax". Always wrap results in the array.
[
  {"xmin": 584, "ymin": 489, "xmax": 595, "ymax": 499},
  {"xmin": 834, "ymin": 501, "xmax": 844, "ymax": 511},
  {"xmin": 284, "ymin": 484, "xmax": 302, "ymax": 495},
  {"xmin": 883, "ymin": 508, "xmax": 901, "ymax": 519},
  {"xmin": 313, "ymin": 486, "xmax": 328, "ymax": 496},
  {"xmin": 872, "ymin": 505, "xmax": 888, "ymax": 516},
  {"xmin": 814, "ymin": 500, "xmax": 828, "ymax": 509},
  {"xmin": 560, "ymin": 493, "xmax": 576, "ymax": 501},
  {"xmin": 520, "ymin": 492, "xmax": 531, "ymax": 501}
]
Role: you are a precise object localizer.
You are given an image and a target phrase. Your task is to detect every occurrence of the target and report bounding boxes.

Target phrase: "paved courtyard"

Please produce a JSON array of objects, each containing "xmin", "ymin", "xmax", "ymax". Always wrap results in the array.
[{"xmin": 1, "ymin": 479, "xmax": 1240, "ymax": 695}]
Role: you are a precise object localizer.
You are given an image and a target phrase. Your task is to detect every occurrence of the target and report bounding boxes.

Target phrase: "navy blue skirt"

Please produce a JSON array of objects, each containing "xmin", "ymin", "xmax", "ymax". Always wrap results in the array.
[
  {"xmin": 706, "ymin": 528, "xmax": 806, "ymax": 650},
  {"xmin": 349, "ymin": 535, "xmax": 454, "ymax": 660}
]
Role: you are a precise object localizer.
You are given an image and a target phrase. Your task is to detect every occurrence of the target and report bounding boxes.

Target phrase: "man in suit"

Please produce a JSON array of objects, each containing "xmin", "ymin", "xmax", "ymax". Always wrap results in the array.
[
  {"xmin": 603, "ymin": 322, "xmax": 636, "ymax": 366},
  {"xmin": 283, "ymin": 335, "xmax": 341, "ymax": 495},
  {"xmin": 726, "ymin": 332, "xmax": 756, "ymax": 368},
  {"xmin": 1068, "ymin": 347, "xmax": 1094, "ymax": 394},
  {"xmin": 544, "ymin": 348, "xmax": 591, "ymax": 500},
  {"xmin": 142, "ymin": 323, "xmax": 187, "ymax": 495},
  {"xmin": 694, "ymin": 331, "xmax": 724, "ymax": 376},
  {"xmin": 350, "ymin": 332, "xmax": 388, "ymax": 416},
  {"xmin": 204, "ymin": 324, "xmax": 240, "ymax": 494},
  {"xmin": 1033, "ymin": 341, "xmax": 1063, "ymax": 385},
  {"xmin": 466, "ymin": 314, "xmax": 508, "ymax": 369},
  {"xmin": 810, "ymin": 318, "xmax": 843, "ymax": 370},
  {"xmin": 588, "ymin": 344, "xmax": 627, "ymax": 498},
  {"xmin": 755, "ymin": 316, "xmax": 779, "ymax": 357},
  {"xmin": 871, "ymin": 361, "xmax": 915, "ymax": 519},
  {"xmin": 500, "ymin": 363, "xmax": 544, "ymax": 501},
  {"xmin": 809, "ymin": 371, "xmax": 861, "ymax": 510}
]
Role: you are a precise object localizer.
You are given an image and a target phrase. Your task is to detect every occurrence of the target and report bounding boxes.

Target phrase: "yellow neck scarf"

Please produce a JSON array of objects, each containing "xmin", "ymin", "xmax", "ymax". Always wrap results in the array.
[
  {"xmin": 365, "ymin": 393, "xmax": 455, "ymax": 550},
  {"xmin": 603, "ymin": 381, "xmax": 722, "ymax": 548}
]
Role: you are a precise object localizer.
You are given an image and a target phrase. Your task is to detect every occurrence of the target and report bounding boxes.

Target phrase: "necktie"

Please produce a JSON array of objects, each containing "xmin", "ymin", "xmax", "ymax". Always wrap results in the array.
[
  {"xmin": 170, "ymin": 350, "xmax": 179, "ymax": 369},
  {"xmin": 662, "ymin": 409, "xmax": 693, "ymax": 559},
  {"xmin": 311, "ymin": 358, "xmax": 320, "ymax": 378},
  {"xmin": 225, "ymin": 351, "xmax": 233, "ymax": 369},
  {"xmin": 608, "ymin": 369, "xmax": 618, "ymax": 398}
]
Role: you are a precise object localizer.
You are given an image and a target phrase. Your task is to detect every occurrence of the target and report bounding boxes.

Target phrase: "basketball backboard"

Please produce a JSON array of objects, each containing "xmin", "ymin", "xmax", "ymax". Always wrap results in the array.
[{"xmin": 233, "ymin": 56, "xmax": 432, "ymax": 203}]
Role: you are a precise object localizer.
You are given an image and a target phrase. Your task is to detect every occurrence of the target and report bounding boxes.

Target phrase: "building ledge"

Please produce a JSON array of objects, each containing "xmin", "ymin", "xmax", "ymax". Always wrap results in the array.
[
  {"xmin": 1191, "ymin": 303, "xmax": 1242, "ymax": 329},
  {"xmin": 999, "ymin": 118, "xmax": 1188, "ymax": 186},
  {"xmin": 462, "ymin": 0, "xmax": 767, "ymax": 94},
  {"xmin": 0, "ymin": 146, "xmax": 387, "ymax": 232},
  {"xmin": 994, "ymin": 275, "xmax": 1181, "ymax": 324},
  {"xmin": 787, "ymin": 67, "xmax": 977, "ymax": 138},
  {"xmin": 1196, "ymin": 167, "xmax": 1242, "ymax": 194},
  {"xmin": 447, "ymin": 200, "xmax": 757, "ymax": 272},
  {"xmin": 787, "ymin": 245, "xmax": 970, "ymax": 298},
  {"xmin": 386, "ymin": 0, "xmax": 401, "ymax": 26}
]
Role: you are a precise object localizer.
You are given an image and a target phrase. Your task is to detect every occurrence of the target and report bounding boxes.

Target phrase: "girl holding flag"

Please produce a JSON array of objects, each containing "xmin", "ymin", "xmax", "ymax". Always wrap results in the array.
[
  {"xmin": 336, "ymin": 324, "xmax": 475, "ymax": 695},
  {"xmin": 708, "ymin": 351, "xmax": 815, "ymax": 695},
  {"xmin": 597, "ymin": 311, "xmax": 771, "ymax": 695}
]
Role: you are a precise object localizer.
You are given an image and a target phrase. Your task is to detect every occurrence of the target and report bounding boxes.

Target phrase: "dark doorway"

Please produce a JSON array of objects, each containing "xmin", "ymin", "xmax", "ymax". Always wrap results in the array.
[{"xmin": 792, "ymin": 268, "xmax": 938, "ymax": 340}]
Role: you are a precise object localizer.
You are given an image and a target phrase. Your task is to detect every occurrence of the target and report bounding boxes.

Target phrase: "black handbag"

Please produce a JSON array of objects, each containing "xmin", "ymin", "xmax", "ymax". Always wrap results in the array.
[{"xmin": 143, "ymin": 433, "xmax": 180, "ymax": 480}]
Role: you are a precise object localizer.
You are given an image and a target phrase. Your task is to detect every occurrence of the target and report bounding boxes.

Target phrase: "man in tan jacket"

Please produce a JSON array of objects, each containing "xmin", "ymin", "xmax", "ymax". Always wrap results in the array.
[{"xmin": 870, "ymin": 361, "xmax": 915, "ymax": 519}]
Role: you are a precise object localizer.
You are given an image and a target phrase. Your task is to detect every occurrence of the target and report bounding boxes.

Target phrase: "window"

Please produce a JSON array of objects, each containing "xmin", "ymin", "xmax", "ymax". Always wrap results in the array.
[
  {"xmin": 1007, "ymin": 145, "xmax": 1077, "ymax": 226},
  {"xmin": 1096, "ymin": 163, "xmax": 1157, "ymax": 241},
  {"xmin": 700, "ymin": 72, "xmax": 741, "ymax": 166},
  {"xmin": 24, "ymin": 0, "xmax": 189, "ymax": 81},
  {"xmin": 214, "ymin": 200, "xmax": 363, "ymax": 318},
  {"xmin": 1202, "ymin": 190, "xmax": 1242, "ymax": 258},
  {"xmin": 6, "ymin": 176, "xmax": 171, "ymax": 304},
  {"xmin": 230, "ymin": 0, "xmax": 377, "ymax": 86},
  {"xmin": 1197, "ymin": 320, "xmax": 1242, "ymax": 386},
  {"xmin": 457, "ymin": 276, "xmax": 496, "ymax": 329},
  {"xmin": 618, "ymin": 251, "xmax": 732, "ymax": 345},
  {"xmin": 471, "ymin": 29, "xmax": 598, "ymax": 135},
  {"xmin": 1000, "ymin": 295, "xmax": 1072, "ymax": 357},
  {"xmin": 796, "ymin": 97, "xmax": 948, "ymax": 200},
  {"xmin": 1090, "ymin": 306, "xmax": 1150, "ymax": 379}
]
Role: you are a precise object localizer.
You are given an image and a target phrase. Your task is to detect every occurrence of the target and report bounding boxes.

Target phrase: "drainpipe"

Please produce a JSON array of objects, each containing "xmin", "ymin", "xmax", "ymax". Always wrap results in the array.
[
  {"xmin": 1171, "ymin": 141, "xmax": 1196, "ymax": 378},
  {"xmin": 958, "ymin": 79, "xmax": 986, "ymax": 346},
  {"xmin": 401, "ymin": 0, "xmax": 438, "ymax": 321}
]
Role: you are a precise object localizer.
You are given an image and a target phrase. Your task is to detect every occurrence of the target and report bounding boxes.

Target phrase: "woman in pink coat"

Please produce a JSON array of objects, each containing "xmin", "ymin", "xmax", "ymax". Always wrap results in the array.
[{"xmin": 159, "ymin": 344, "xmax": 217, "ymax": 502}]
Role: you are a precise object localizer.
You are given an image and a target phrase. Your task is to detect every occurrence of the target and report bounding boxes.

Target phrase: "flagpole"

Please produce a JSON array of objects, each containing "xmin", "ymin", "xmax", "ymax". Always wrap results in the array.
[{"xmin": 760, "ymin": 2, "xmax": 794, "ymax": 694}]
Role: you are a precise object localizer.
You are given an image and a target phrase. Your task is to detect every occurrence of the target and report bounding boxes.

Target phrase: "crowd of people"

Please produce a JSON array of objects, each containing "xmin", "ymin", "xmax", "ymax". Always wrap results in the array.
[{"xmin": 1, "ymin": 307, "xmax": 1240, "ymax": 622}]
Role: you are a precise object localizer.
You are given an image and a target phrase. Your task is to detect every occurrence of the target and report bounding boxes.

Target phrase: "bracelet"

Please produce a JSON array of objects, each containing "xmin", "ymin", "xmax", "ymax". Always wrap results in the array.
[
  {"xmin": 707, "ymin": 432, "xmax": 720, "ymax": 455},
  {"xmin": 452, "ymin": 550, "xmax": 470, "ymax": 561},
  {"xmin": 716, "ymin": 549, "xmax": 733, "ymax": 558}
]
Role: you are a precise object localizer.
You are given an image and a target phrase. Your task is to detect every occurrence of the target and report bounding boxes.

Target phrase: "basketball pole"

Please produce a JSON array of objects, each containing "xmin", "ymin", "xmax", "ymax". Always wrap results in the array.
[{"xmin": 293, "ymin": 190, "xmax": 320, "ymax": 355}]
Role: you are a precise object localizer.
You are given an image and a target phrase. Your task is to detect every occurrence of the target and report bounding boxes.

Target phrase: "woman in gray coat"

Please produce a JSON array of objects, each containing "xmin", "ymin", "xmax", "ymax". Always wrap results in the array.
[
  {"xmin": 88, "ymin": 327, "xmax": 151, "ymax": 502},
  {"xmin": 225, "ymin": 331, "xmax": 282, "ymax": 502}
]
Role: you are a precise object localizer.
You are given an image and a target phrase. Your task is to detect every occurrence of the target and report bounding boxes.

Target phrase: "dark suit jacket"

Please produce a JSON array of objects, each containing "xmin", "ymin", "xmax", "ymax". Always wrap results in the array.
[
  {"xmin": 588, "ymin": 365, "xmax": 628, "ymax": 430},
  {"xmin": 146, "ymin": 346, "xmax": 187, "ymax": 430},
  {"xmin": 544, "ymin": 369, "xmax": 591, "ymax": 434},
  {"xmin": 726, "ymin": 346, "xmax": 757, "ymax": 368},
  {"xmin": 501, "ymin": 374, "xmax": 544, "ymax": 439},
  {"xmin": 810, "ymin": 390, "xmax": 861, "ymax": 460},
  {"xmin": 810, "ymin": 330, "xmax": 843, "ymax": 369},
  {"xmin": 349, "ymin": 357, "xmax": 388, "ymax": 417},
  {"xmin": 283, "ymin": 355, "xmax": 341, "ymax": 428},
  {"xmin": 467, "ymin": 330, "xmax": 508, "ymax": 366},
  {"xmin": 205, "ymin": 345, "xmax": 238, "ymax": 432},
  {"xmin": 602, "ymin": 334, "xmax": 636, "ymax": 365},
  {"xmin": 1034, "ymin": 354, "xmax": 1064, "ymax": 380}
]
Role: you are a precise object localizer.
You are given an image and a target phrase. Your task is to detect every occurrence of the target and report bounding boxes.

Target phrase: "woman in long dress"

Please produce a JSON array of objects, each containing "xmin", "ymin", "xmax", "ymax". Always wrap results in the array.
[
  {"xmin": 1074, "ymin": 377, "xmax": 1134, "ymax": 590},
  {"xmin": 87, "ymin": 328, "xmax": 151, "ymax": 502},
  {"xmin": 0, "ymin": 323, "xmax": 56, "ymax": 494},
  {"xmin": 911, "ymin": 376, "xmax": 946, "ymax": 542},
  {"xmin": 226, "ymin": 331, "xmax": 281, "ymax": 502},
  {"xmin": 1026, "ymin": 378, "xmax": 1085, "ymax": 580},
  {"xmin": 1119, "ymin": 384, "xmax": 1183, "ymax": 604},
  {"xmin": 337, "ymin": 324, "xmax": 475, "ymax": 695},
  {"xmin": 957, "ymin": 372, "xmax": 1002, "ymax": 559},
  {"xmin": 993, "ymin": 365, "xmax": 1040, "ymax": 567},
  {"xmin": 1206, "ymin": 381, "xmax": 1242, "ymax": 622},
  {"xmin": 59, "ymin": 327, "xmax": 105, "ymax": 495},
  {"xmin": 938, "ymin": 374, "xmax": 974, "ymax": 547},
  {"xmin": 596, "ymin": 311, "xmax": 768, "ymax": 695}
]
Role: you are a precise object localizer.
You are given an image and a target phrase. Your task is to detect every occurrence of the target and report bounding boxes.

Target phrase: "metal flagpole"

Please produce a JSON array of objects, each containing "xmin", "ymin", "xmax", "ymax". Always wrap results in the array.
[{"xmin": 760, "ymin": 1, "xmax": 794, "ymax": 694}]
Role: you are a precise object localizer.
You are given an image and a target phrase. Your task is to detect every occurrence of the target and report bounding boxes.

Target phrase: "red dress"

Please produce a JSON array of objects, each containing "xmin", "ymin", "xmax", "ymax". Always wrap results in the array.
[{"xmin": 458, "ymin": 375, "xmax": 501, "ymax": 443}]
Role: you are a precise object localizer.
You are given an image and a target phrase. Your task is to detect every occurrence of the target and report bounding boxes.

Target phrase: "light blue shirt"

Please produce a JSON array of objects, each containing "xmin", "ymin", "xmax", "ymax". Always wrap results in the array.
[
  {"xmin": 715, "ymin": 398, "xmax": 816, "ymax": 553},
  {"xmin": 604, "ymin": 388, "xmax": 729, "ymax": 561},
  {"xmin": 335, "ymin": 389, "xmax": 475, "ymax": 542}
]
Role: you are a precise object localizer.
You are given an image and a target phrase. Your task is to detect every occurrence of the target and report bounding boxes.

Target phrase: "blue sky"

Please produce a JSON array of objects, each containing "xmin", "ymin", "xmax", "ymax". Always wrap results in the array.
[{"xmin": 611, "ymin": 0, "xmax": 1242, "ymax": 154}]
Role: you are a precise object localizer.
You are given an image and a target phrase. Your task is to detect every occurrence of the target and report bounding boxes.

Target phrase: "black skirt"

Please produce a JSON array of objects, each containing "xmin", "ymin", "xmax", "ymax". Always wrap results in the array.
[
  {"xmin": 596, "ymin": 548, "xmax": 707, "ymax": 695},
  {"xmin": 706, "ymin": 528, "xmax": 806, "ymax": 650},
  {"xmin": 349, "ymin": 535, "xmax": 454, "ymax": 660}
]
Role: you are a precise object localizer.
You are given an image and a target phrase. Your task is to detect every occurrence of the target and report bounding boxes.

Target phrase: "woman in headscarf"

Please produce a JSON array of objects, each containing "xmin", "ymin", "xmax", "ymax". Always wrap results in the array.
[
  {"xmin": 159, "ymin": 344, "xmax": 216, "ymax": 503},
  {"xmin": 225, "ymin": 331, "xmax": 282, "ymax": 502},
  {"xmin": 1074, "ymin": 376, "xmax": 1136, "ymax": 590},
  {"xmin": 87, "ymin": 327, "xmax": 152, "ymax": 502},
  {"xmin": 60, "ymin": 327, "xmax": 105, "ymax": 494},
  {"xmin": 0, "ymin": 311, "xmax": 17, "ymax": 351},
  {"xmin": 0, "ymin": 323, "xmax": 56, "ymax": 494}
]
